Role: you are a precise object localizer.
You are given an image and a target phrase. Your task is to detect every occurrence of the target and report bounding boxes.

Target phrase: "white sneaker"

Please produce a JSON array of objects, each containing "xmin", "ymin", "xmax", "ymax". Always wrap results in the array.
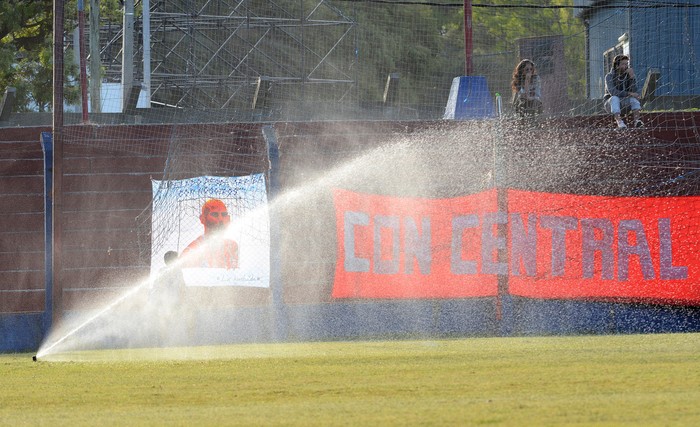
[{"xmin": 615, "ymin": 117, "xmax": 627, "ymax": 128}]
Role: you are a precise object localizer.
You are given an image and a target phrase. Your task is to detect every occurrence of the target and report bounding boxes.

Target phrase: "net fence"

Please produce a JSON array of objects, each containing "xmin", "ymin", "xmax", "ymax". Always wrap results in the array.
[
  {"xmin": 5, "ymin": 1, "xmax": 700, "ymax": 328},
  {"xmin": 51, "ymin": 0, "xmax": 700, "ymax": 125},
  {"xmin": 49, "ymin": 0, "xmax": 700, "ymax": 287},
  {"xmin": 134, "ymin": 124, "xmax": 269, "ymax": 264}
]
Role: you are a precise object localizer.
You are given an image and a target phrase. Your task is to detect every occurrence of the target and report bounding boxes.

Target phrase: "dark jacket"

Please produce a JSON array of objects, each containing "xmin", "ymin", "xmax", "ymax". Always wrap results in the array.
[{"xmin": 604, "ymin": 70, "xmax": 637, "ymax": 100}]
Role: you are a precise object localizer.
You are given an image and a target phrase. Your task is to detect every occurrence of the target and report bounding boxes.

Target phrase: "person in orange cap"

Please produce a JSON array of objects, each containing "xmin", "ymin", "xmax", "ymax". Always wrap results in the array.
[{"xmin": 182, "ymin": 199, "xmax": 239, "ymax": 269}]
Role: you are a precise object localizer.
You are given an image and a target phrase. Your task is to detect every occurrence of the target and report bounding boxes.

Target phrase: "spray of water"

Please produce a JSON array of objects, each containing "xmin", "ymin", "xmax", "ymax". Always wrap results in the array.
[
  {"xmin": 36, "ymin": 135, "xmax": 425, "ymax": 359},
  {"xmin": 36, "ymin": 121, "xmax": 609, "ymax": 360},
  {"xmin": 36, "ymin": 211, "xmax": 265, "ymax": 359},
  {"xmin": 36, "ymin": 282, "xmax": 149, "ymax": 359}
]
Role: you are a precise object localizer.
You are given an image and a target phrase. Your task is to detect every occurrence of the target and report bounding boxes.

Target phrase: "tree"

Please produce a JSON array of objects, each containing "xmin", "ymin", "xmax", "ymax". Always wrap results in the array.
[
  {"xmin": 0, "ymin": 0, "xmax": 585, "ymax": 116},
  {"xmin": 347, "ymin": 1, "xmax": 584, "ymax": 115},
  {"xmin": 0, "ymin": 0, "xmax": 57, "ymax": 111},
  {"xmin": 0, "ymin": 0, "xmax": 122, "ymax": 112},
  {"xmin": 471, "ymin": 0, "xmax": 585, "ymax": 100}
]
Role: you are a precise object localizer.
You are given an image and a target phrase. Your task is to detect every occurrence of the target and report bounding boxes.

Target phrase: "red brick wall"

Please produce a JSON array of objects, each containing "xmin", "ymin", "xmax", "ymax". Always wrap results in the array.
[
  {"xmin": 58, "ymin": 124, "xmax": 270, "ymax": 312},
  {"xmin": 0, "ymin": 123, "xmax": 272, "ymax": 315},
  {"xmin": 0, "ymin": 127, "xmax": 50, "ymax": 313},
  {"xmin": 58, "ymin": 125, "xmax": 170, "ymax": 311},
  {"xmin": 2, "ymin": 115, "xmax": 699, "ymax": 316}
]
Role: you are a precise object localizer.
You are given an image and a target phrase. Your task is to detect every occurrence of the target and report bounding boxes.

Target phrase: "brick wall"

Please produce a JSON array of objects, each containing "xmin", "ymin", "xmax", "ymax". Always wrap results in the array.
[
  {"xmin": 0, "ymin": 127, "xmax": 50, "ymax": 313},
  {"xmin": 2, "ymin": 115, "xmax": 699, "ymax": 320}
]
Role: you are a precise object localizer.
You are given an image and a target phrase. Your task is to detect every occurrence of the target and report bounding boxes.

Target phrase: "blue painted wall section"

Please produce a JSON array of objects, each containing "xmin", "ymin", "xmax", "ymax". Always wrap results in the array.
[
  {"xmin": 263, "ymin": 124, "xmax": 288, "ymax": 341},
  {"xmin": 0, "ymin": 314, "xmax": 45, "ymax": 352},
  {"xmin": 579, "ymin": 0, "xmax": 700, "ymax": 99},
  {"xmin": 443, "ymin": 76, "xmax": 495, "ymax": 120},
  {"xmin": 42, "ymin": 132, "xmax": 53, "ymax": 336}
]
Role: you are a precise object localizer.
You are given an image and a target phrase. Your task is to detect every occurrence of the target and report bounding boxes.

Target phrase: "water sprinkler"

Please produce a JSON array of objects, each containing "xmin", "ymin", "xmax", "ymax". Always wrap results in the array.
[
  {"xmin": 32, "ymin": 355, "xmax": 37, "ymax": 362},
  {"xmin": 495, "ymin": 92, "xmax": 502, "ymax": 118}
]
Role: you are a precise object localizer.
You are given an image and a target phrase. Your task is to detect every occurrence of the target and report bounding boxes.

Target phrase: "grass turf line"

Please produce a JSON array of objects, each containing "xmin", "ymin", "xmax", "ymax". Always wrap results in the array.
[{"xmin": 1, "ymin": 333, "xmax": 699, "ymax": 426}]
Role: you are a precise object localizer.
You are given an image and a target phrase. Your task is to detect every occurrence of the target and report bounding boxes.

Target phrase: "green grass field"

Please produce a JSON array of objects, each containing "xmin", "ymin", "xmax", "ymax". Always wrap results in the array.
[{"xmin": 2, "ymin": 333, "xmax": 700, "ymax": 426}]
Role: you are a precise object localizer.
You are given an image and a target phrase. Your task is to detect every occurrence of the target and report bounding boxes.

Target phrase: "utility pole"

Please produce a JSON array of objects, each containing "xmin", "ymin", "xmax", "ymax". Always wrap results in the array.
[
  {"xmin": 142, "ymin": 0, "xmax": 151, "ymax": 107},
  {"xmin": 121, "ymin": 0, "xmax": 134, "ymax": 112},
  {"xmin": 78, "ymin": 0, "xmax": 88, "ymax": 122},
  {"xmin": 52, "ymin": 0, "xmax": 65, "ymax": 325},
  {"xmin": 89, "ymin": 0, "xmax": 101, "ymax": 113},
  {"xmin": 464, "ymin": 0, "xmax": 473, "ymax": 75}
]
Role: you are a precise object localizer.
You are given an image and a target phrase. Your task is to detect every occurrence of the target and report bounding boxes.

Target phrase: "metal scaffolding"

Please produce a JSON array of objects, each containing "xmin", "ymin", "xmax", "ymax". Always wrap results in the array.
[{"xmin": 98, "ymin": 0, "xmax": 356, "ymax": 112}]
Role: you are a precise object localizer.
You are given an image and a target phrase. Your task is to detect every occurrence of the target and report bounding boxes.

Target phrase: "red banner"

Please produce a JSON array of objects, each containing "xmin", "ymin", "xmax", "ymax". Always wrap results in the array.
[
  {"xmin": 332, "ymin": 188, "xmax": 499, "ymax": 299},
  {"xmin": 507, "ymin": 190, "xmax": 698, "ymax": 304},
  {"xmin": 332, "ymin": 188, "xmax": 700, "ymax": 304}
]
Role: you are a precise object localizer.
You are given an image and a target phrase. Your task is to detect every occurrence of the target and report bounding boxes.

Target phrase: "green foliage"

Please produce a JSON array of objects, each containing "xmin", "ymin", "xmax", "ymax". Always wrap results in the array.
[
  {"xmin": 0, "ymin": 0, "xmax": 120, "ymax": 112},
  {"xmin": 471, "ymin": 0, "xmax": 586, "ymax": 99},
  {"xmin": 98, "ymin": 0, "xmax": 125, "ymax": 22},
  {"xmin": 352, "ymin": 4, "xmax": 464, "ymax": 109},
  {"xmin": 348, "ymin": 1, "xmax": 585, "ymax": 112},
  {"xmin": 2, "ymin": 334, "xmax": 700, "ymax": 425},
  {"xmin": 0, "ymin": 0, "xmax": 587, "ymax": 114},
  {"xmin": 0, "ymin": 0, "xmax": 53, "ymax": 111}
]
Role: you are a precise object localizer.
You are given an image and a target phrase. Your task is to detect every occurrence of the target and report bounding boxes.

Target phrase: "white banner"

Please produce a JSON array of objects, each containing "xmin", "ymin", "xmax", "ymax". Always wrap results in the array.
[{"xmin": 150, "ymin": 174, "xmax": 270, "ymax": 288}]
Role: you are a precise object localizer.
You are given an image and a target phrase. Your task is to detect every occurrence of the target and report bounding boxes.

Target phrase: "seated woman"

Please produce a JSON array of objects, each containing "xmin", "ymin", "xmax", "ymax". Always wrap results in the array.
[
  {"xmin": 511, "ymin": 59, "xmax": 543, "ymax": 117},
  {"xmin": 604, "ymin": 54, "xmax": 642, "ymax": 128}
]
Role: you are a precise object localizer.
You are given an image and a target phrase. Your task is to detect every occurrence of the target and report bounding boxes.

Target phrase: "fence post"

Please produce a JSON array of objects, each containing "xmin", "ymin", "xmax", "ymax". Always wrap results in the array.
[
  {"xmin": 262, "ymin": 124, "xmax": 287, "ymax": 341},
  {"xmin": 41, "ymin": 132, "xmax": 53, "ymax": 334}
]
